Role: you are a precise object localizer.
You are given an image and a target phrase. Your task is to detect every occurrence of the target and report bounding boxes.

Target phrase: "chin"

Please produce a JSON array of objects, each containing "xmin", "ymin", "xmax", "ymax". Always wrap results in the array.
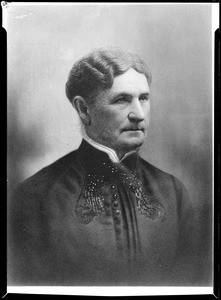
[{"xmin": 120, "ymin": 138, "xmax": 144, "ymax": 152}]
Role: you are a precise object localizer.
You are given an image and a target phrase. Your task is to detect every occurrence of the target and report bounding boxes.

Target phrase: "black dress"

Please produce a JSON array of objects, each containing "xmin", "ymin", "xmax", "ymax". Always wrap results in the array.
[{"xmin": 8, "ymin": 140, "xmax": 199, "ymax": 285}]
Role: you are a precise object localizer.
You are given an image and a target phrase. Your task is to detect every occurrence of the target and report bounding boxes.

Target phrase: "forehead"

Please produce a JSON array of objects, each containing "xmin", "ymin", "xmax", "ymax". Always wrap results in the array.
[
  {"xmin": 92, "ymin": 68, "xmax": 150, "ymax": 107},
  {"xmin": 111, "ymin": 68, "xmax": 149, "ymax": 94}
]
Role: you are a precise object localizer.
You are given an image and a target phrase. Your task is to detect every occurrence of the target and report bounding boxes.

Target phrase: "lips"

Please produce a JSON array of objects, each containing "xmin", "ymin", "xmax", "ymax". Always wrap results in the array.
[{"xmin": 123, "ymin": 127, "xmax": 144, "ymax": 132}]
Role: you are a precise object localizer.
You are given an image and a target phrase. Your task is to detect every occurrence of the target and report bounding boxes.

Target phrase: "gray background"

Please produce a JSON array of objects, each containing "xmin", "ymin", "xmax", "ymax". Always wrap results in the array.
[{"xmin": 7, "ymin": 4, "xmax": 213, "ymax": 284}]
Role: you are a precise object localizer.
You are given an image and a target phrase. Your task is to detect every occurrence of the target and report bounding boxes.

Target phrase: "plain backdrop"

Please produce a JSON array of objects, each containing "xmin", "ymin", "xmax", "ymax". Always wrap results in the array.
[{"xmin": 6, "ymin": 3, "xmax": 214, "ymax": 285}]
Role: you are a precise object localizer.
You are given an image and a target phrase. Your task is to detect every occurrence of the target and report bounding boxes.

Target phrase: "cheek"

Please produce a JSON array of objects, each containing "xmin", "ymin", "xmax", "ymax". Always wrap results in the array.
[
  {"xmin": 91, "ymin": 111, "xmax": 116, "ymax": 133},
  {"xmin": 94, "ymin": 109, "xmax": 123, "ymax": 128},
  {"xmin": 147, "ymin": 109, "xmax": 150, "ymax": 121},
  {"xmin": 145, "ymin": 104, "xmax": 150, "ymax": 122}
]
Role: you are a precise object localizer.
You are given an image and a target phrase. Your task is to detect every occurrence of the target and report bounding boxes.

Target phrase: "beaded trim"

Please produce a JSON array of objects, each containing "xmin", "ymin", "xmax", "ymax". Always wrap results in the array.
[
  {"xmin": 75, "ymin": 173, "xmax": 106, "ymax": 224},
  {"xmin": 75, "ymin": 163, "xmax": 166, "ymax": 224}
]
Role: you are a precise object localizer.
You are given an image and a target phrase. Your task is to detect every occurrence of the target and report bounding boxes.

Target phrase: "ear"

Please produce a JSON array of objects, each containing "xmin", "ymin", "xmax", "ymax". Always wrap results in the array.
[{"xmin": 71, "ymin": 96, "xmax": 91, "ymax": 126}]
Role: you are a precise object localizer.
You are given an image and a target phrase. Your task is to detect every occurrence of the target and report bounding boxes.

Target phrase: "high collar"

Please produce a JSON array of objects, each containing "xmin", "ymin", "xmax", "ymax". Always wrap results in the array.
[
  {"xmin": 82, "ymin": 133, "xmax": 137, "ymax": 163},
  {"xmin": 77, "ymin": 139, "xmax": 139, "ymax": 174}
]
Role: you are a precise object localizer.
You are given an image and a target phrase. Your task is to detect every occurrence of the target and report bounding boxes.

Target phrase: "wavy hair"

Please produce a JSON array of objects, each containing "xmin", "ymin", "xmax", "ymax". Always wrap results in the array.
[{"xmin": 65, "ymin": 48, "xmax": 152, "ymax": 104}]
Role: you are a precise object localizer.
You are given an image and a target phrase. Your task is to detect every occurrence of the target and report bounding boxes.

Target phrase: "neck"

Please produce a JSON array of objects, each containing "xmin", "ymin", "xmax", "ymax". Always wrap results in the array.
[
  {"xmin": 115, "ymin": 147, "xmax": 140, "ymax": 161},
  {"xmin": 82, "ymin": 131, "xmax": 137, "ymax": 163}
]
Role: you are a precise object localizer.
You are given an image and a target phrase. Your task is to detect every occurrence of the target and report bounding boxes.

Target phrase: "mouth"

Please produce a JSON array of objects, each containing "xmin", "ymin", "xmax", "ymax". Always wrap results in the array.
[{"xmin": 123, "ymin": 128, "xmax": 144, "ymax": 132}]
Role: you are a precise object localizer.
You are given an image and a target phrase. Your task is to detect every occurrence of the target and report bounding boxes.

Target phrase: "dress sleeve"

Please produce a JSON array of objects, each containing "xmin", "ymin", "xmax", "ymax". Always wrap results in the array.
[
  {"xmin": 169, "ymin": 177, "xmax": 202, "ymax": 285},
  {"xmin": 8, "ymin": 182, "xmax": 41, "ymax": 284}
]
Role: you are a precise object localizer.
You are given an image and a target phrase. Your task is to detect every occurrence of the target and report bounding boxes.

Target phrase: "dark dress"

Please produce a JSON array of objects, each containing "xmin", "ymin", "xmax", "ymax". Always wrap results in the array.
[{"xmin": 8, "ymin": 140, "xmax": 198, "ymax": 285}]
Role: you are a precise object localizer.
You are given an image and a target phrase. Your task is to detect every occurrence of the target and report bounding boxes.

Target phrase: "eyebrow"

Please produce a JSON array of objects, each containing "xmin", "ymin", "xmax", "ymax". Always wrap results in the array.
[{"xmin": 111, "ymin": 91, "xmax": 150, "ymax": 98}]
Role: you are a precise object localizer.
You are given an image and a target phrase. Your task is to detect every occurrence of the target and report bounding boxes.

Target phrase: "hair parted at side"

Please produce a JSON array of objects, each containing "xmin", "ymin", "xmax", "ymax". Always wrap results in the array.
[{"xmin": 65, "ymin": 48, "xmax": 152, "ymax": 104}]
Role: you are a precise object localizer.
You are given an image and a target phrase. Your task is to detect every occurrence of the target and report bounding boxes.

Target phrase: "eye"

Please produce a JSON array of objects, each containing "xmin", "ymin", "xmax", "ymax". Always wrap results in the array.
[
  {"xmin": 115, "ymin": 96, "xmax": 129, "ymax": 103},
  {"xmin": 139, "ymin": 94, "xmax": 149, "ymax": 101}
]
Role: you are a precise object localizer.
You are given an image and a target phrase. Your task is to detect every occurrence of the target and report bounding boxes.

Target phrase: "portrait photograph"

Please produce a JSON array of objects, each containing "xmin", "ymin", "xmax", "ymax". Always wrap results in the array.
[{"xmin": 5, "ymin": 2, "xmax": 218, "ymax": 296}]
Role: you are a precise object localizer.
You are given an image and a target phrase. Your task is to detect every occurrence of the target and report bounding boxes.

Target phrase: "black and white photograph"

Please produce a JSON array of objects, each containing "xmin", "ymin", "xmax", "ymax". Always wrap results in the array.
[{"xmin": 5, "ymin": 2, "xmax": 218, "ymax": 296}]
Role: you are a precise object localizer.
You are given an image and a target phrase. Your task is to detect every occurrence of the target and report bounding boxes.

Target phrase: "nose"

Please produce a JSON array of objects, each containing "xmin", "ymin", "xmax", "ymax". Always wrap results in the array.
[{"xmin": 128, "ymin": 99, "xmax": 145, "ymax": 122}]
